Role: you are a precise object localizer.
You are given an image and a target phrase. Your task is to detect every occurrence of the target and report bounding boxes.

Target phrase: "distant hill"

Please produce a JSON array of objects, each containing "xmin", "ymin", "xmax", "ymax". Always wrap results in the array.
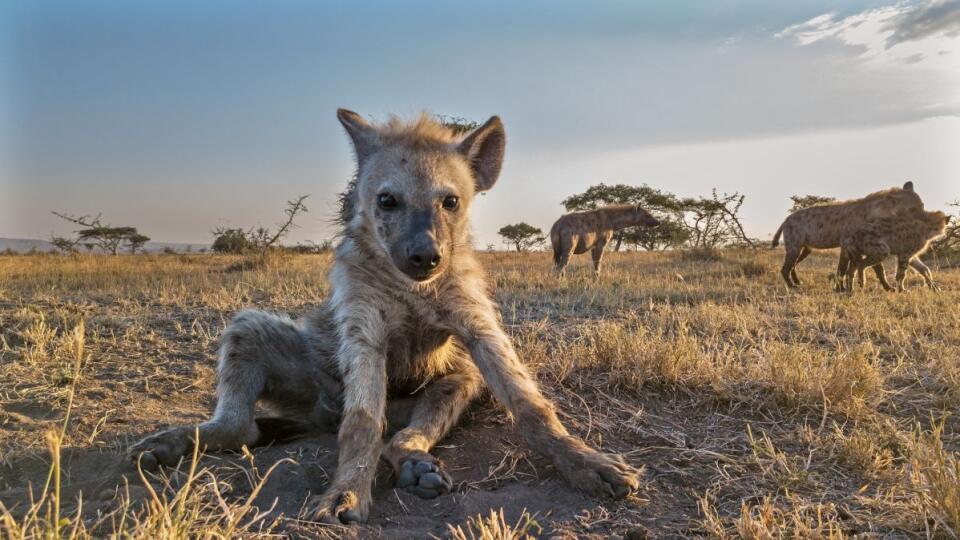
[{"xmin": 0, "ymin": 238, "xmax": 210, "ymax": 254}]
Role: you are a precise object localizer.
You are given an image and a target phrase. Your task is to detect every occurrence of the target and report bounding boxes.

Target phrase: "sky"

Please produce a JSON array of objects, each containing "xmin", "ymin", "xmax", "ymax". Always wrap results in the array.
[{"xmin": 1, "ymin": 0, "xmax": 958, "ymax": 248}]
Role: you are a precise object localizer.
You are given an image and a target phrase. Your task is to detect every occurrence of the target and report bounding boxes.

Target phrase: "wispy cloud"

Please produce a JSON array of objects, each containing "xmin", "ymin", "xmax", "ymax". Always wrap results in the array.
[{"xmin": 776, "ymin": 0, "xmax": 960, "ymax": 70}]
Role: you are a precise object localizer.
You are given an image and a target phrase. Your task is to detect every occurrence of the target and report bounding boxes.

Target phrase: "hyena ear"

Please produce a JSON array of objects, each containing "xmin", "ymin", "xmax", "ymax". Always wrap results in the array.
[
  {"xmin": 337, "ymin": 109, "xmax": 379, "ymax": 163},
  {"xmin": 903, "ymin": 181, "xmax": 914, "ymax": 192},
  {"xmin": 457, "ymin": 116, "xmax": 505, "ymax": 192}
]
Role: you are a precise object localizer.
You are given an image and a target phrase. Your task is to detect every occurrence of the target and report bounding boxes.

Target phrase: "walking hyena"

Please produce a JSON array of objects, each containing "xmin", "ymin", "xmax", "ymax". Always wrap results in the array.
[
  {"xmin": 128, "ymin": 110, "xmax": 641, "ymax": 524},
  {"xmin": 550, "ymin": 205, "xmax": 659, "ymax": 277},
  {"xmin": 838, "ymin": 210, "xmax": 949, "ymax": 292},
  {"xmin": 771, "ymin": 182, "xmax": 924, "ymax": 289}
]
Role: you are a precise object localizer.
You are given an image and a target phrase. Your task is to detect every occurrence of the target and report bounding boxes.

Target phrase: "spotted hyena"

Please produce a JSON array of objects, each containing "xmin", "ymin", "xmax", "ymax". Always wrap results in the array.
[
  {"xmin": 550, "ymin": 205, "xmax": 659, "ymax": 277},
  {"xmin": 838, "ymin": 209, "xmax": 949, "ymax": 292},
  {"xmin": 128, "ymin": 110, "xmax": 641, "ymax": 524},
  {"xmin": 771, "ymin": 182, "xmax": 924, "ymax": 289}
]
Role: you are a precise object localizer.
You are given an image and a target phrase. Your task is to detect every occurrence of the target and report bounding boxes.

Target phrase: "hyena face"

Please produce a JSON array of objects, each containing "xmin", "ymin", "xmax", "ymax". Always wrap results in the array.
[
  {"xmin": 861, "ymin": 181, "xmax": 923, "ymax": 221},
  {"xmin": 635, "ymin": 206, "xmax": 661, "ymax": 227},
  {"xmin": 337, "ymin": 110, "xmax": 505, "ymax": 282},
  {"xmin": 923, "ymin": 210, "xmax": 949, "ymax": 240}
]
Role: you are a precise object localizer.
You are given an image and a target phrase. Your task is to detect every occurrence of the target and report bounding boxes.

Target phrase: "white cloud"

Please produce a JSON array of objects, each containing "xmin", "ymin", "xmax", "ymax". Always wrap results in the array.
[{"xmin": 776, "ymin": 1, "xmax": 960, "ymax": 72}]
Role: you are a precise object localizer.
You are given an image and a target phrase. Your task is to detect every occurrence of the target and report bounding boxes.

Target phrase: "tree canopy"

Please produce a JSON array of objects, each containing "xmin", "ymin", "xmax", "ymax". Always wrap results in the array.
[
  {"xmin": 498, "ymin": 223, "xmax": 546, "ymax": 252},
  {"xmin": 51, "ymin": 212, "xmax": 150, "ymax": 255}
]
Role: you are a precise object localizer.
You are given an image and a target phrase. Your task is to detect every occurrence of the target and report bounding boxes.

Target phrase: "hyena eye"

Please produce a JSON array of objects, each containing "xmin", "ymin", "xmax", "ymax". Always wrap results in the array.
[
  {"xmin": 442, "ymin": 195, "xmax": 459, "ymax": 211},
  {"xmin": 377, "ymin": 193, "xmax": 398, "ymax": 210}
]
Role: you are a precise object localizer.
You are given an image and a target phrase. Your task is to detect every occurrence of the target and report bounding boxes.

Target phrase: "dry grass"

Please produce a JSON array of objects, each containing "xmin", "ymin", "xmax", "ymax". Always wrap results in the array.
[
  {"xmin": 443, "ymin": 509, "xmax": 541, "ymax": 540},
  {"xmin": 1, "ymin": 249, "xmax": 958, "ymax": 537}
]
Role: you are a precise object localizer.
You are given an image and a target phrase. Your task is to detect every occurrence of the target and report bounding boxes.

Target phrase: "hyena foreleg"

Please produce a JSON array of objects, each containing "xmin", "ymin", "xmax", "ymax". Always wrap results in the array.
[
  {"xmin": 383, "ymin": 355, "xmax": 483, "ymax": 498},
  {"xmin": 456, "ymin": 303, "xmax": 640, "ymax": 499},
  {"xmin": 908, "ymin": 258, "xmax": 939, "ymax": 290},
  {"xmin": 309, "ymin": 304, "xmax": 387, "ymax": 525}
]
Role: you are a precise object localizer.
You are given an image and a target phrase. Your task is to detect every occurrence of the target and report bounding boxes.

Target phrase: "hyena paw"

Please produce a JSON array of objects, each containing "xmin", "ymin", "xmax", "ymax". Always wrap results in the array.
[
  {"xmin": 394, "ymin": 452, "xmax": 453, "ymax": 499},
  {"xmin": 561, "ymin": 448, "xmax": 642, "ymax": 499},
  {"xmin": 308, "ymin": 486, "xmax": 371, "ymax": 525},
  {"xmin": 128, "ymin": 426, "xmax": 197, "ymax": 471}
]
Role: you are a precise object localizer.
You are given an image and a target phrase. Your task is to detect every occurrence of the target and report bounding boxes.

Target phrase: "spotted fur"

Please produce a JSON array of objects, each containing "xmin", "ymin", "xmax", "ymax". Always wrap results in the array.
[
  {"xmin": 772, "ymin": 182, "xmax": 924, "ymax": 288},
  {"xmin": 550, "ymin": 205, "xmax": 659, "ymax": 277}
]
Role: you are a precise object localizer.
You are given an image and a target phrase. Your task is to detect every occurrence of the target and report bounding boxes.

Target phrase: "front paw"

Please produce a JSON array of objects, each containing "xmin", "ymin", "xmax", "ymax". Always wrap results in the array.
[
  {"xmin": 308, "ymin": 486, "xmax": 371, "ymax": 525},
  {"xmin": 395, "ymin": 454, "xmax": 453, "ymax": 500},
  {"xmin": 558, "ymin": 447, "xmax": 641, "ymax": 499}
]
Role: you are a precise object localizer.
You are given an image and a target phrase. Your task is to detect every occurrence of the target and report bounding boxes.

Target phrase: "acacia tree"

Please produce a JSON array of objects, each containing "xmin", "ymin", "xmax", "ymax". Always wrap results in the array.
[
  {"xmin": 51, "ymin": 212, "xmax": 150, "ymax": 255},
  {"xmin": 675, "ymin": 190, "xmax": 754, "ymax": 249},
  {"xmin": 211, "ymin": 195, "xmax": 309, "ymax": 254},
  {"xmin": 127, "ymin": 233, "xmax": 150, "ymax": 254},
  {"xmin": 932, "ymin": 200, "xmax": 960, "ymax": 253},
  {"xmin": 620, "ymin": 219, "xmax": 690, "ymax": 251},
  {"xmin": 436, "ymin": 115, "xmax": 480, "ymax": 135},
  {"xmin": 50, "ymin": 235, "xmax": 79, "ymax": 254},
  {"xmin": 498, "ymin": 223, "xmax": 545, "ymax": 252},
  {"xmin": 789, "ymin": 194, "xmax": 836, "ymax": 213}
]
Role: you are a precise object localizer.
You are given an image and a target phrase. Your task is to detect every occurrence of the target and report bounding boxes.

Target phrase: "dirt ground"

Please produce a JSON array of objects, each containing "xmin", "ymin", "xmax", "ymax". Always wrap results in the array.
[{"xmin": 1, "ymin": 250, "xmax": 958, "ymax": 538}]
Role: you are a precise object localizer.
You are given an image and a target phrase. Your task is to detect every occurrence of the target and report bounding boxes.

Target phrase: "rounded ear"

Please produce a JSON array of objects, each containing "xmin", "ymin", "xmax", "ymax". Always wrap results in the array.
[
  {"xmin": 903, "ymin": 180, "xmax": 914, "ymax": 192},
  {"xmin": 457, "ymin": 116, "xmax": 505, "ymax": 192},
  {"xmin": 337, "ymin": 109, "xmax": 378, "ymax": 163}
]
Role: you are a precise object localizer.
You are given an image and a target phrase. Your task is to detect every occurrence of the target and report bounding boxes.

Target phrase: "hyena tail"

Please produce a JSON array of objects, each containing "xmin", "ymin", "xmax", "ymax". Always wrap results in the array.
[
  {"xmin": 771, "ymin": 223, "xmax": 784, "ymax": 248},
  {"xmin": 253, "ymin": 417, "xmax": 314, "ymax": 446}
]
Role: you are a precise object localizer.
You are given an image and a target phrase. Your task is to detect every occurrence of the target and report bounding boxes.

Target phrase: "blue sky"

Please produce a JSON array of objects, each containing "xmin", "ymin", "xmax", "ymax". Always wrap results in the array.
[{"xmin": 2, "ymin": 1, "xmax": 958, "ymax": 247}]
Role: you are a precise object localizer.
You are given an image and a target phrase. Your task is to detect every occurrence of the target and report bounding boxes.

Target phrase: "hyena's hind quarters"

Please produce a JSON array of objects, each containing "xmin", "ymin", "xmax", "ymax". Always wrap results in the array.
[{"xmin": 552, "ymin": 238, "xmax": 573, "ymax": 278}]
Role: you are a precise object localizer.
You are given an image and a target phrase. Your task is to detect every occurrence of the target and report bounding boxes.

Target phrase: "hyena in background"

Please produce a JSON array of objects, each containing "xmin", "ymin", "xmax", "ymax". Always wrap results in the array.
[
  {"xmin": 129, "ymin": 110, "xmax": 640, "ymax": 524},
  {"xmin": 839, "ymin": 210, "xmax": 949, "ymax": 292},
  {"xmin": 771, "ymin": 182, "xmax": 924, "ymax": 289},
  {"xmin": 550, "ymin": 205, "xmax": 660, "ymax": 277}
]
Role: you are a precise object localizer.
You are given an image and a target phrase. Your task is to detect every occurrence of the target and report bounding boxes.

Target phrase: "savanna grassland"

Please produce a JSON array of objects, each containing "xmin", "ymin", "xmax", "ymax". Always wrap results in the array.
[{"xmin": 1, "ymin": 249, "xmax": 958, "ymax": 539}]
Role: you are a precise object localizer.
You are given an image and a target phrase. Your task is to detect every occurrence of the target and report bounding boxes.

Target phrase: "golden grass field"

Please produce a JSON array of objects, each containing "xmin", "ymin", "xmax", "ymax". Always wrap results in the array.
[{"xmin": 1, "ymin": 249, "xmax": 958, "ymax": 538}]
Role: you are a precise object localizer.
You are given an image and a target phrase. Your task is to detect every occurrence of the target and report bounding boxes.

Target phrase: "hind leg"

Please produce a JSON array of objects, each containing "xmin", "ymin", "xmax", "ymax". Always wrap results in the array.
[
  {"xmin": 781, "ymin": 246, "xmax": 802, "ymax": 287},
  {"xmin": 554, "ymin": 238, "xmax": 575, "ymax": 278},
  {"xmin": 383, "ymin": 355, "xmax": 483, "ymax": 499},
  {"xmin": 790, "ymin": 246, "xmax": 810, "ymax": 286},
  {"xmin": 129, "ymin": 310, "xmax": 339, "ymax": 469}
]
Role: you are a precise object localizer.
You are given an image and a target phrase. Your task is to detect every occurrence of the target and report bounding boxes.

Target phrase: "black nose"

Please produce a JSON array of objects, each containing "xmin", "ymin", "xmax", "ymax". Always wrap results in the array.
[{"xmin": 408, "ymin": 247, "xmax": 441, "ymax": 270}]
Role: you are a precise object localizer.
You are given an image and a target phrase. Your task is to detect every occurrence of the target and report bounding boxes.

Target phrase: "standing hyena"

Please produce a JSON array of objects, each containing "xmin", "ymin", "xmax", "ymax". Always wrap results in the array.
[
  {"xmin": 771, "ymin": 182, "xmax": 924, "ymax": 289},
  {"xmin": 129, "ymin": 110, "xmax": 640, "ymax": 524},
  {"xmin": 550, "ymin": 205, "xmax": 660, "ymax": 277},
  {"xmin": 838, "ymin": 210, "xmax": 949, "ymax": 292}
]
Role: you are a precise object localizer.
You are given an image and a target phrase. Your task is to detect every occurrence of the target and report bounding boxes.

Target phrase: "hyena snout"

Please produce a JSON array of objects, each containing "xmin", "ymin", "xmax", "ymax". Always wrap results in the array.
[
  {"xmin": 396, "ymin": 236, "xmax": 444, "ymax": 281},
  {"xmin": 646, "ymin": 216, "xmax": 661, "ymax": 227}
]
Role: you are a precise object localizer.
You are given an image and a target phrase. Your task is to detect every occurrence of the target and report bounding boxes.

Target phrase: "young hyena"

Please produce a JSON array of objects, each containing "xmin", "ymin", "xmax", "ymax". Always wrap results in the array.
[
  {"xmin": 128, "ymin": 110, "xmax": 640, "ymax": 524},
  {"xmin": 838, "ymin": 210, "xmax": 949, "ymax": 292},
  {"xmin": 550, "ymin": 205, "xmax": 659, "ymax": 277},
  {"xmin": 771, "ymin": 182, "xmax": 924, "ymax": 289}
]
